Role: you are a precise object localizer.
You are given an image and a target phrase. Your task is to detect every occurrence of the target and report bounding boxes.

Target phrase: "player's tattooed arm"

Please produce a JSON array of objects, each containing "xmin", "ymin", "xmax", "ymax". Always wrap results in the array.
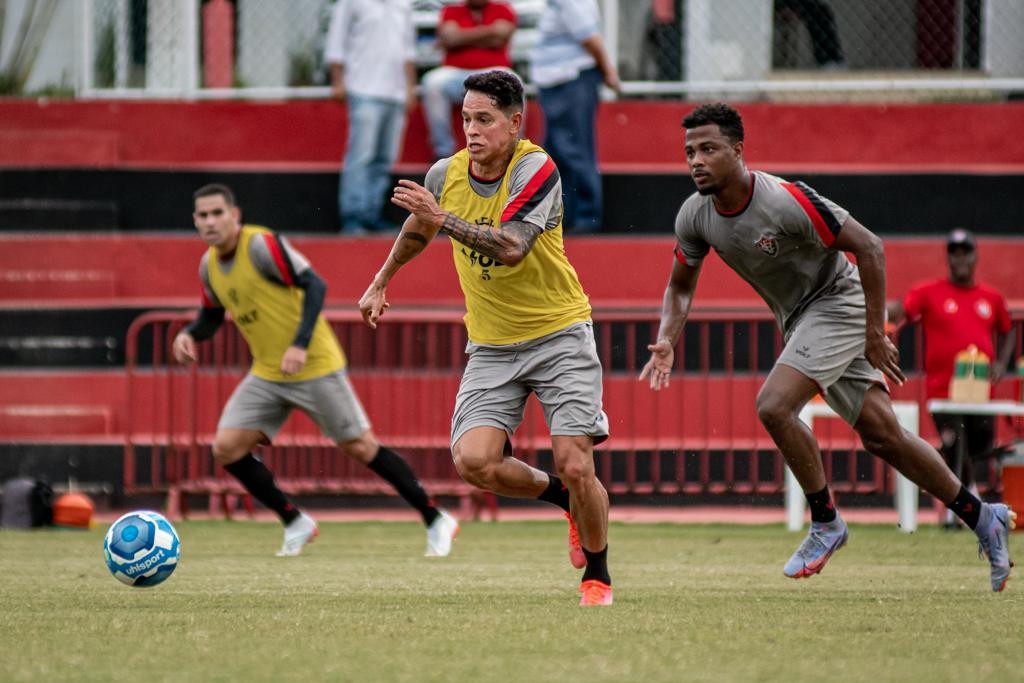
[
  {"xmin": 440, "ymin": 214, "xmax": 543, "ymax": 266},
  {"xmin": 390, "ymin": 230, "xmax": 430, "ymax": 265}
]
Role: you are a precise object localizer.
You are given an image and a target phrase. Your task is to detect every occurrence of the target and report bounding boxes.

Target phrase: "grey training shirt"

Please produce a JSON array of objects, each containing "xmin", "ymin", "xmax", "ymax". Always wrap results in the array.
[{"xmin": 674, "ymin": 171, "xmax": 861, "ymax": 333}]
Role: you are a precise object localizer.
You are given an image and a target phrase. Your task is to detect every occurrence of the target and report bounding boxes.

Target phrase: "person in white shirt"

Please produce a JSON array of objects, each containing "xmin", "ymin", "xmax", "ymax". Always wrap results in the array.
[
  {"xmin": 325, "ymin": 0, "xmax": 417, "ymax": 234},
  {"xmin": 529, "ymin": 0, "xmax": 619, "ymax": 234}
]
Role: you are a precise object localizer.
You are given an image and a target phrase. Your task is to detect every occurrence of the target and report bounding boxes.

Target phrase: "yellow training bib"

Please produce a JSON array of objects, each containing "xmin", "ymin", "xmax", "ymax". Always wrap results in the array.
[
  {"xmin": 206, "ymin": 225, "xmax": 345, "ymax": 381},
  {"xmin": 441, "ymin": 140, "xmax": 592, "ymax": 345}
]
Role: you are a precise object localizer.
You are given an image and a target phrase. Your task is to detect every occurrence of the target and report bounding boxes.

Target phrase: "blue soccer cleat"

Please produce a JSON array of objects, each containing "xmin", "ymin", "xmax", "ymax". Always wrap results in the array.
[
  {"xmin": 975, "ymin": 503, "xmax": 1016, "ymax": 592},
  {"xmin": 784, "ymin": 515, "xmax": 848, "ymax": 579}
]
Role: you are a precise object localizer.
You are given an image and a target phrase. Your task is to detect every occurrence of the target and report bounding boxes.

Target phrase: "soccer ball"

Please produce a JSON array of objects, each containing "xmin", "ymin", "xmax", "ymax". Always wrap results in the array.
[{"xmin": 103, "ymin": 510, "xmax": 180, "ymax": 587}]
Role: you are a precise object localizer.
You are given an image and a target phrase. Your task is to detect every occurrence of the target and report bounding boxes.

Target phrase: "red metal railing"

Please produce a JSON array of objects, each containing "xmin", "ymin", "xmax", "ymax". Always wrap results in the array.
[{"xmin": 125, "ymin": 308, "xmax": 1024, "ymax": 512}]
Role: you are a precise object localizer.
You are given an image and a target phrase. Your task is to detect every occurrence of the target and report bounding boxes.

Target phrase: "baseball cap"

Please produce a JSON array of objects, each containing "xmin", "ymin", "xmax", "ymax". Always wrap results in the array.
[{"xmin": 946, "ymin": 228, "xmax": 976, "ymax": 251}]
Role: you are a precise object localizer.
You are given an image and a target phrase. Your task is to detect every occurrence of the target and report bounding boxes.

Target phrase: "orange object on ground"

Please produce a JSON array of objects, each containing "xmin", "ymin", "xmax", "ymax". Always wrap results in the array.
[
  {"xmin": 1003, "ymin": 465, "xmax": 1024, "ymax": 533},
  {"xmin": 53, "ymin": 492, "xmax": 94, "ymax": 528}
]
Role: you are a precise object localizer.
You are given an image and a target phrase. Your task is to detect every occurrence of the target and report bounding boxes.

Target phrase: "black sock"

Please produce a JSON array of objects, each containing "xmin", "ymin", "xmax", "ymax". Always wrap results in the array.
[
  {"xmin": 806, "ymin": 486, "xmax": 837, "ymax": 523},
  {"xmin": 946, "ymin": 485, "xmax": 982, "ymax": 530},
  {"xmin": 537, "ymin": 474, "xmax": 571, "ymax": 512},
  {"xmin": 581, "ymin": 545, "xmax": 611, "ymax": 585},
  {"xmin": 368, "ymin": 447, "xmax": 439, "ymax": 526},
  {"xmin": 223, "ymin": 454, "xmax": 300, "ymax": 525}
]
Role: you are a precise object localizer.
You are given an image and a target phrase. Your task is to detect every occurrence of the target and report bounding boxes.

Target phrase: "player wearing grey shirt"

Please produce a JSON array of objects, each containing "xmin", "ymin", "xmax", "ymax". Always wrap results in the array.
[{"xmin": 640, "ymin": 103, "xmax": 1014, "ymax": 591}]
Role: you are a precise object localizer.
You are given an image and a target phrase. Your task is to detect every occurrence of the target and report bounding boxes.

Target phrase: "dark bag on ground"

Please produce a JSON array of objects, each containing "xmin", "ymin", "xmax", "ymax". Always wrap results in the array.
[{"xmin": 0, "ymin": 477, "xmax": 54, "ymax": 528}]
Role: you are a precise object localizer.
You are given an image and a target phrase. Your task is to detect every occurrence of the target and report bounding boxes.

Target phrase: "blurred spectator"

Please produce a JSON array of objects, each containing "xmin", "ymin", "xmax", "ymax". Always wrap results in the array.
[
  {"xmin": 645, "ymin": 0, "xmax": 682, "ymax": 81},
  {"xmin": 421, "ymin": 0, "xmax": 518, "ymax": 159},
  {"xmin": 529, "ymin": 0, "xmax": 620, "ymax": 234},
  {"xmin": 775, "ymin": 0, "xmax": 846, "ymax": 69},
  {"xmin": 888, "ymin": 229, "xmax": 1015, "ymax": 526},
  {"xmin": 325, "ymin": 0, "xmax": 417, "ymax": 234}
]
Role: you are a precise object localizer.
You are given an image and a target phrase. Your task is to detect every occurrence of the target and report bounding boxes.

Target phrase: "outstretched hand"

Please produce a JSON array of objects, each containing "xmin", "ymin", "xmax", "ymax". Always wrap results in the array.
[
  {"xmin": 865, "ymin": 332, "xmax": 906, "ymax": 386},
  {"xmin": 391, "ymin": 179, "xmax": 443, "ymax": 226},
  {"xmin": 172, "ymin": 332, "xmax": 196, "ymax": 365},
  {"xmin": 639, "ymin": 340, "xmax": 675, "ymax": 391},
  {"xmin": 358, "ymin": 280, "xmax": 390, "ymax": 330}
]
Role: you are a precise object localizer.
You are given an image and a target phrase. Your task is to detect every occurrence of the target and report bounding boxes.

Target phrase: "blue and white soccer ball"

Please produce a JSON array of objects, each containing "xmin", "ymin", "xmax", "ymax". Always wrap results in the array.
[{"xmin": 103, "ymin": 510, "xmax": 180, "ymax": 587}]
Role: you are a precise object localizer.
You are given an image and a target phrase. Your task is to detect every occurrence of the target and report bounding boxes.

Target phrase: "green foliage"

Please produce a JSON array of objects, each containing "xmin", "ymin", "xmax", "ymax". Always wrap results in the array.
[
  {"xmin": 0, "ymin": 520, "xmax": 1020, "ymax": 682},
  {"xmin": 0, "ymin": 0, "xmax": 60, "ymax": 95},
  {"xmin": 94, "ymin": 19, "xmax": 116, "ymax": 89},
  {"xmin": 288, "ymin": 49, "xmax": 317, "ymax": 87}
]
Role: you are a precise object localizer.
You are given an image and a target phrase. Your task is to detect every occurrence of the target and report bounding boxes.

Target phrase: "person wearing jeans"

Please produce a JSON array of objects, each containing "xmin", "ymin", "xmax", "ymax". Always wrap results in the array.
[
  {"xmin": 421, "ymin": 0, "xmax": 517, "ymax": 160},
  {"xmin": 340, "ymin": 95, "xmax": 406, "ymax": 233},
  {"xmin": 325, "ymin": 0, "xmax": 416, "ymax": 234},
  {"xmin": 529, "ymin": 0, "xmax": 619, "ymax": 234}
]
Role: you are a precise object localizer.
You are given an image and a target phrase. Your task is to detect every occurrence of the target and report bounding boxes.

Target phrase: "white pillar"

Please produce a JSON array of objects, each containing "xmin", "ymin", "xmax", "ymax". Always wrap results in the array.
[
  {"xmin": 892, "ymin": 402, "xmax": 919, "ymax": 533},
  {"xmin": 80, "ymin": 0, "xmax": 94, "ymax": 93},
  {"xmin": 114, "ymin": 0, "xmax": 129, "ymax": 88},
  {"xmin": 146, "ymin": 0, "xmax": 199, "ymax": 92}
]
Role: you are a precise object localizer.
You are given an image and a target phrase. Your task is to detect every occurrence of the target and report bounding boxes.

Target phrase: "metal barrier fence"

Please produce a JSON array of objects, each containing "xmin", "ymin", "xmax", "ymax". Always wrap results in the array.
[
  {"xmin": 64, "ymin": 0, "xmax": 1024, "ymax": 100},
  {"xmin": 123, "ymin": 307, "xmax": 1024, "ymax": 512}
]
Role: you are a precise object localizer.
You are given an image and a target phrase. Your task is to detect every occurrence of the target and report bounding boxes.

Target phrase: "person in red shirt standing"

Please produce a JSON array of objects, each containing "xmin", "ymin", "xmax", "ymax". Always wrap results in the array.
[
  {"xmin": 889, "ymin": 229, "xmax": 1016, "ymax": 527},
  {"xmin": 421, "ymin": 0, "xmax": 517, "ymax": 159}
]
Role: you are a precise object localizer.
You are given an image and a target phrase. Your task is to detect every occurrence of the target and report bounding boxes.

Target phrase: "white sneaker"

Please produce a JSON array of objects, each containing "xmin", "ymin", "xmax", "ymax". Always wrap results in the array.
[
  {"xmin": 424, "ymin": 510, "xmax": 459, "ymax": 557},
  {"xmin": 276, "ymin": 512, "xmax": 318, "ymax": 557}
]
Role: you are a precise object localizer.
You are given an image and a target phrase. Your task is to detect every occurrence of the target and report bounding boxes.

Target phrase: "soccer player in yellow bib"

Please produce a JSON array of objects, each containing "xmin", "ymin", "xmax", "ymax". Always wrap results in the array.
[
  {"xmin": 359, "ymin": 70, "xmax": 613, "ymax": 606},
  {"xmin": 173, "ymin": 183, "xmax": 459, "ymax": 558}
]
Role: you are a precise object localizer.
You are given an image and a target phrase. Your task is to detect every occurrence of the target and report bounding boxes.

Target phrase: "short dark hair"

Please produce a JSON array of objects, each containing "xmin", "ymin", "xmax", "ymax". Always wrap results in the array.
[
  {"xmin": 682, "ymin": 103, "xmax": 745, "ymax": 144},
  {"xmin": 463, "ymin": 70, "xmax": 524, "ymax": 115},
  {"xmin": 193, "ymin": 183, "xmax": 236, "ymax": 207}
]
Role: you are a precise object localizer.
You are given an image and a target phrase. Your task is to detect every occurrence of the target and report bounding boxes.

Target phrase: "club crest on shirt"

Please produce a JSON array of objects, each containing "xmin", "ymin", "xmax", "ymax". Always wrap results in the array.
[
  {"xmin": 976, "ymin": 299, "xmax": 992, "ymax": 319},
  {"xmin": 755, "ymin": 234, "xmax": 779, "ymax": 257}
]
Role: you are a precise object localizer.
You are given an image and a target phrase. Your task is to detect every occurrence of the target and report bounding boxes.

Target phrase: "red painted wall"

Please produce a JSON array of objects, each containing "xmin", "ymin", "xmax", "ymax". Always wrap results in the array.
[
  {"xmin": 2, "ymin": 100, "xmax": 1023, "ymax": 173},
  {"xmin": 1, "ymin": 234, "xmax": 1021, "ymax": 309}
]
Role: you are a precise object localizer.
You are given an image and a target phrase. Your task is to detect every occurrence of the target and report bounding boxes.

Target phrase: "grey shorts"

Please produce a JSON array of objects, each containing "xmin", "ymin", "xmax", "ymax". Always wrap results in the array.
[
  {"xmin": 451, "ymin": 322, "xmax": 609, "ymax": 452},
  {"xmin": 219, "ymin": 369, "xmax": 370, "ymax": 443},
  {"xmin": 777, "ymin": 302, "xmax": 887, "ymax": 426}
]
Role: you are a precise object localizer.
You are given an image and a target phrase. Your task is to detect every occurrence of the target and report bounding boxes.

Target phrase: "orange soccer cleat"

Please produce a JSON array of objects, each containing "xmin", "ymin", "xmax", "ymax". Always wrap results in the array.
[{"xmin": 578, "ymin": 579, "xmax": 613, "ymax": 606}]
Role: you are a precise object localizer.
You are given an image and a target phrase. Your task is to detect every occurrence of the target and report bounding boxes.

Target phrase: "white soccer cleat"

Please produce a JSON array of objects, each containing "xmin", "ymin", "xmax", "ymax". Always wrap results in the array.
[
  {"xmin": 424, "ymin": 510, "xmax": 459, "ymax": 557},
  {"xmin": 276, "ymin": 512, "xmax": 319, "ymax": 557}
]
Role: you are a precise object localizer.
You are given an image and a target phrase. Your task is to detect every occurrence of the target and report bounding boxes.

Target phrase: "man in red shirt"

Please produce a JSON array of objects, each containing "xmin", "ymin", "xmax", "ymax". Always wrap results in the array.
[
  {"xmin": 890, "ymin": 229, "xmax": 1015, "ymax": 526},
  {"xmin": 421, "ymin": 0, "xmax": 517, "ymax": 159}
]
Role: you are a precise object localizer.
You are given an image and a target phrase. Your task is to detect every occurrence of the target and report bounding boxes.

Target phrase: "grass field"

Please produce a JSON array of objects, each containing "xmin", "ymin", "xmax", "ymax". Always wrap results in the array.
[{"xmin": 1, "ymin": 519, "xmax": 1021, "ymax": 683}]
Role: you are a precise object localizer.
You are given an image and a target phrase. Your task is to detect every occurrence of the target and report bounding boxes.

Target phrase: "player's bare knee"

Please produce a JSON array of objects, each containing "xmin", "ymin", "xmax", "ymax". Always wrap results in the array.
[
  {"xmin": 211, "ymin": 439, "xmax": 246, "ymax": 466},
  {"xmin": 452, "ymin": 446, "xmax": 493, "ymax": 488},
  {"xmin": 555, "ymin": 458, "xmax": 594, "ymax": 489},
  {"xmin": 859, "ymin": 424, "xmax": 905, "ymax": 459},
  {"xmin": 756, "ymin": 396, "xmax": 792, "ymax": 433},
  {"xmin": 338, "ymin": 431, "xmax": 378, "ymax": 464}
]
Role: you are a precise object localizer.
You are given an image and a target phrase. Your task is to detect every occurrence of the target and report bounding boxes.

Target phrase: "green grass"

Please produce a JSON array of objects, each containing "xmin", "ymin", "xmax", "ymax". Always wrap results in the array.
[{"xmin": 0, "ymin": 520, "xmax": 1020, "ymax": 682}]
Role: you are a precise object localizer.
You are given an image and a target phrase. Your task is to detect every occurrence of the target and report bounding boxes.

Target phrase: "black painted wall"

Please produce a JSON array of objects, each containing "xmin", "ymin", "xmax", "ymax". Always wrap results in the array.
[{"xmin": 2, "ymin": 169, "xmax": 1022, "ymax": 235}]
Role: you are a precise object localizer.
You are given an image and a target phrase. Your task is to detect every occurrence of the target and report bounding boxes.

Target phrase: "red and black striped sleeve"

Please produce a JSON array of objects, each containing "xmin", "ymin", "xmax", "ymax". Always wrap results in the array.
[
  {"xmin": 261, "ymin": 233, "xmax": 298, "ymax": 286},
  {"xmin": 782, "ymin": 181, "xmax": 844, "ymax": 247},
  {"xmin": 501, "ymin": 155, "xmax": 560, "ymax": 224}
]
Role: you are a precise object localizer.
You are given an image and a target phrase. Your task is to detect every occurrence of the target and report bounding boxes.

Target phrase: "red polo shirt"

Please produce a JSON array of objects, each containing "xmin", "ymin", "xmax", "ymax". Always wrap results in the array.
[
  {"xmin": 903, "ymin": 278, "xmax": 1011, "ymax": 399},
  {"xmin": 440, "ymin": 2, "xmax": 517, "ymax": 70}
]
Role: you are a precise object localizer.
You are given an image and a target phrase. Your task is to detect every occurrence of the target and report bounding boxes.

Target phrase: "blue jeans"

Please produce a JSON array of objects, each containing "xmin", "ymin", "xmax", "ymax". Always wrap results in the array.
[
  {"xmin": 421, "ymin": 66, "xmax": 473, "ymax": 159},
  {"xmin": 538, "ymin": 67, "xmax": 603, "ymax": 233},
  {"xmin": 340, "ymin": 94, "xmax": 406, "ymax": 233}
]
